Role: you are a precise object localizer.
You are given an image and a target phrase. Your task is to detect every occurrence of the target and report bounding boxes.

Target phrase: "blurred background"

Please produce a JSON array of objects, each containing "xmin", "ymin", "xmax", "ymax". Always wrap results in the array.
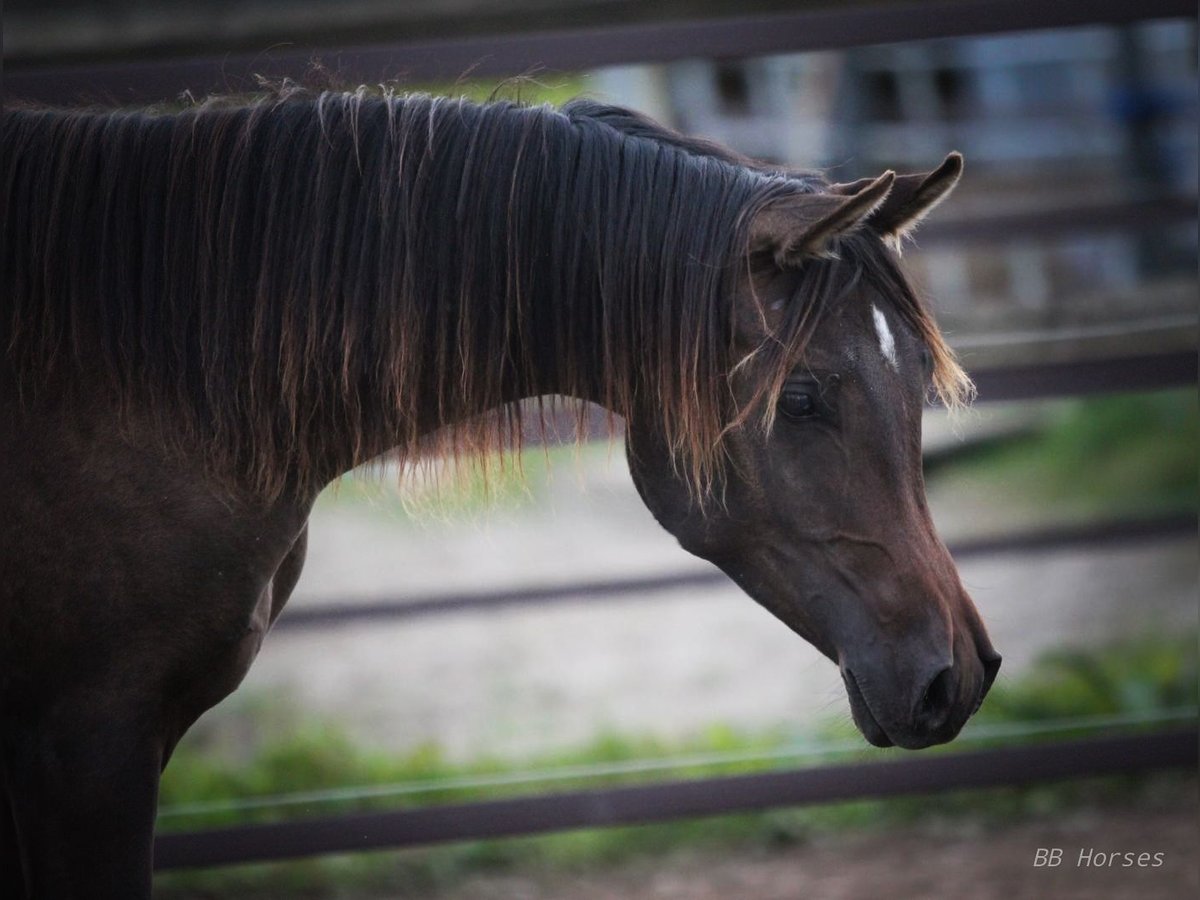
[{"xmin": 6, "ymin": 2, "xmax": 1198, "ymax": 897}]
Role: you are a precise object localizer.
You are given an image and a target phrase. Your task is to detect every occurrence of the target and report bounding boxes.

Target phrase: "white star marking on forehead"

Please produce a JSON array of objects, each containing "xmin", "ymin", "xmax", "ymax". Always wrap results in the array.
[{"xmin": 871, "ymin": 304, "xmax": 899, "ymax": 371}]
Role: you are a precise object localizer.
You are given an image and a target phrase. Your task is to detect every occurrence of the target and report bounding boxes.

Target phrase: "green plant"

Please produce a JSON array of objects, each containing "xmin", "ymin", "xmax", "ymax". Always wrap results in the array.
[
  {"xmin": 930, "ymin": 388, "xmax": 1198, "ymax": 518},
  {"xmin": 155, "ymin": 634, "xmax": 1198, "ymax": 897}
]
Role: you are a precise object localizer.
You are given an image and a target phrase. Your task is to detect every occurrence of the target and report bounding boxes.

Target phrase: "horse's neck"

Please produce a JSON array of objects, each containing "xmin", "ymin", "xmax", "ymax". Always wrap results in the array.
[
  {"xmin": 316, "ymin": 100, "xmax": 617, "ymax": 476},
  {"xmin": 364, "ymin": 102, "xmax": 614, "ymax": 429},
  {"xmin": 2, "ymin": 102, "xmax": 643, "ymax": 494}
]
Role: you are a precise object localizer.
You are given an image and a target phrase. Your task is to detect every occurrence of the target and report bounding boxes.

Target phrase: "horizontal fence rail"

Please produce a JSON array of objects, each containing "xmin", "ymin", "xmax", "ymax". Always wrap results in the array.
[
  {"xmin": 274, "ymin": 513, "xmax": 1196, "ymax": 630},
  {"xmin": 968, "ymin": 350, "xmax": 1196, "ymax": 402},
  {"xmin": 281, "ymin": 348, "xmax": 1197, "ymax": 632},
  {"xmin": 154, "ymin": 725, "xmax": 1198, "ymax": 869},
  {"xmin": 516, "ymin": 348, "xmax": 1199, "ymax": 448},
  {"xmin": 7, "ymin": 0, "xmax": 1195, "ymax": 106},
  {"xmin": 916, "ymin": 197, "xmax": 1197, "ymax": 246},
  {"xmin": 152, "ymin": 709, "xmax": 1200, "ymax": 821}
]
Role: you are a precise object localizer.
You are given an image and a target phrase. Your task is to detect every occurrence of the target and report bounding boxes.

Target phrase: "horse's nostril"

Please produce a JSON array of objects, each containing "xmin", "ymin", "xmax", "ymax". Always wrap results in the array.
[{"xmin": 916, "ymin": 664, "xmax": 955, "ymax": 724}]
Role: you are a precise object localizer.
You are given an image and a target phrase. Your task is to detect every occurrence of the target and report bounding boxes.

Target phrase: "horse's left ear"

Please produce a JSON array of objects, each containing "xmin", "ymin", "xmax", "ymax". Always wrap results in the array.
[
  {"xmin": 832, "ymin": 152, "xmax": 963, "ymax": 242},
  {"xmin": 750, "ymin": 171, "xmax": 895, "ymax": 267}
]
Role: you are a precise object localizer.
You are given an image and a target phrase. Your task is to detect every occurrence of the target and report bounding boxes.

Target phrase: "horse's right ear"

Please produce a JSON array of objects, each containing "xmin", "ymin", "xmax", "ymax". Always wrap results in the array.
[
  {"xmin": 750, "ymin": 172, "xmax": 895, "ymax": 267},
  {"xmin": 831, "ymin": 153, "xmax": 963, "ymax": 243}
]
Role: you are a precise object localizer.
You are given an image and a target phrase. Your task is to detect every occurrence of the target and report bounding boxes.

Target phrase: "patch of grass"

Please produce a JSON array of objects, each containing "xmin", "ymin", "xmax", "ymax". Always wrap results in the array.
[
  {"xmin": 159, "ymin": 721, "xmax": 799, "ymax": 832},
  {"xmin": 405, "ymin": 73, "xmax": 589, "ymax": 108},
  {"xmin": 155, "ymin": 634, "xmax": 1198, "ymax": 897},
  {"xmin": 932, "ymin": 388, "xmax": 1197, "ymax": 518},
  {"xmin": 981, "ymin": 634, "xmax": 1199, "ymax": 724}
]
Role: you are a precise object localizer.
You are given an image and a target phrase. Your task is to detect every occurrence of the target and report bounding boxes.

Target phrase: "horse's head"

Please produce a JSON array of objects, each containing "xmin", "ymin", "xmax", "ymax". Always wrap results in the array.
[{"xmin": 626, "ymin": 154, "xmax": 1000, "ymax": 749}]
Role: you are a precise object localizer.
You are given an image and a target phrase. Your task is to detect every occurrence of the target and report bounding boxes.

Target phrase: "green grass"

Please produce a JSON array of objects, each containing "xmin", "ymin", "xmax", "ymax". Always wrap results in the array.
[
  {"xmin": 981, "ymin": 635, "xmax": 1199, "ymax": 724},
  {"xmin": 155, "ymin": 633, "xmax": 1198, "ymax": 897},
  {"xmin": 403, "ymin": 73, "xmax": 589, "ymax": 108},
  {"xmin": 929, "ymin": 388, "xmax": 1198, "ymax": 519}
]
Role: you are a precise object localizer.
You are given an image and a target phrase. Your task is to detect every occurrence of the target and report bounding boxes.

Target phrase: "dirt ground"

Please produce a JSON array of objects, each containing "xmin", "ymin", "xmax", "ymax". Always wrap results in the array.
[{"xmin": 436, "ymin": 802, "xmax": 1199, "ymax": 900}]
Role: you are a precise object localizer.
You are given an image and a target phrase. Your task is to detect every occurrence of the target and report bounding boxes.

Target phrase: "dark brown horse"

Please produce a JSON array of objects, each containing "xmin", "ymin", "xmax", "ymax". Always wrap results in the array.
[{"xmin": 0, "ymin": 90, "xmax": 1000, "ymax": 896}]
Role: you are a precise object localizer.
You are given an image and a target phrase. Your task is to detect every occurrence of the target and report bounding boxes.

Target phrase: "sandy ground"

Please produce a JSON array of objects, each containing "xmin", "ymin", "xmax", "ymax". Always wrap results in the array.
[
  {"xmin": 187, "ymin": 406, "xmax": 1199, "ymax": 762},
  {"xmin": 434, "ymin": 802, "xmax": 1199, "ymax": 900}
]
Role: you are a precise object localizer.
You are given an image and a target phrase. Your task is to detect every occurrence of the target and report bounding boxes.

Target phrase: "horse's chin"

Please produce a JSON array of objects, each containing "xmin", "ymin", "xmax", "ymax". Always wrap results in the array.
[{"xmin": 842, "ymin": 668, "xmax": 895, "ymax": 748}]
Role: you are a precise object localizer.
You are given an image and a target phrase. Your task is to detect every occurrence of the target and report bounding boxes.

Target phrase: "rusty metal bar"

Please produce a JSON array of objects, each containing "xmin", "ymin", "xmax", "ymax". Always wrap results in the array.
[
  {"xmin": 969, "ymin": 350, "xmax": 1196, "ymax": 403},
  {"xmin": 270, "ymin": 512, "xmax": 1195, "ymax": 630},
  {"xmin": 916, "ymin": 197, "xmax": 1197, "ymax": 246},
  {"xmin": 153, "ymin": 725, "xmax": 1198, "ymax": 869},
  {"xmin": 7, "ymin": 0, "xmax": 1195, "ymax": 107},
  {"xmin": 532, "ymin": 345, "xmax": 1199, "ymax": 447}
]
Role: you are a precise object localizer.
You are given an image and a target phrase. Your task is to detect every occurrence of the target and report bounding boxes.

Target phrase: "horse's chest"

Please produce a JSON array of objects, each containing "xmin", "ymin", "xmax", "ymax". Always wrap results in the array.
[
  {"xmin": 174, "ymin": 524, "xmax": 309, "ymax": 714},
  {"xmin": 0, "ymin": 402, "xmax": 313, "ymax": 716}
]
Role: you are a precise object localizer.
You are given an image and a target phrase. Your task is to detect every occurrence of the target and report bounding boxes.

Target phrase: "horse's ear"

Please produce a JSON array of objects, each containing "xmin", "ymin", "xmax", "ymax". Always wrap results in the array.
[
  {"xmin": 832, "ymin": 152, "xmax": 963, "ymax": 242},
  {"xmin": 751, "ymin": 171, "xmax": 895, "ymax": 267}
]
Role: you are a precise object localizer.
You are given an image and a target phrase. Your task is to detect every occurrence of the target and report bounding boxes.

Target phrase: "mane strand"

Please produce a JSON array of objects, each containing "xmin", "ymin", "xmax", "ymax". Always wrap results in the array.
[{"xmin": 1, "ymin": 90, "xmax": 968, "ymax": 501}]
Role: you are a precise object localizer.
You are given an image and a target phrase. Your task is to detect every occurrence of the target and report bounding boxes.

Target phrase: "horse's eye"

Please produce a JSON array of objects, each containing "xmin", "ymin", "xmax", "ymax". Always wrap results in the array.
[
  {"xmin": 920, "ymin": 347, "xmax": 934, "ymax": 378},
  {"xmin": 778, "ymin": 389, "xmax": 817, "ymax": 420}
]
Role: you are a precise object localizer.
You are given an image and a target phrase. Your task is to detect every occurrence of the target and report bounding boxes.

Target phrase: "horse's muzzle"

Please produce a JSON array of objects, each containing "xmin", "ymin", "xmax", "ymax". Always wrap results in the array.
[{"xmin": 842, "ymin": 649, "xmax": 1002, "ymax": 749}]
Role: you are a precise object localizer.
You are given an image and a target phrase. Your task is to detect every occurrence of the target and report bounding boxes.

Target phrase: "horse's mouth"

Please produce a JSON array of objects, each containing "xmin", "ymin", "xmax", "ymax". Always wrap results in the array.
[{"xmin": 842, "ymin": 668, "xmax": 894, "ymax": 748}]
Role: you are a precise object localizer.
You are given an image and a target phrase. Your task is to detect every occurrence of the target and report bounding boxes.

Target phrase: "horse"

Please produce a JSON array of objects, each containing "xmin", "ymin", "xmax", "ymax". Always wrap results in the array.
[{"xmin": 0, "ymin": 88, "xmax": 1001, "ymax": 896}]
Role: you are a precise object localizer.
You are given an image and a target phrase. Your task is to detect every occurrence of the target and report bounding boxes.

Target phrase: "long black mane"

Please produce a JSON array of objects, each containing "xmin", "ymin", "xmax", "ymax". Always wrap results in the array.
[{"xmin": 1, "ymin": 89, "xmax": 964, "ymax": 498}]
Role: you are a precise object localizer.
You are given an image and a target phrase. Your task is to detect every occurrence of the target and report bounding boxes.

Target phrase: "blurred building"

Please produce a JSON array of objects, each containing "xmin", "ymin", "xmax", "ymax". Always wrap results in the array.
[{"xmin": 591, "ymin": 21, "xmax": 1198, "ymax": 364}]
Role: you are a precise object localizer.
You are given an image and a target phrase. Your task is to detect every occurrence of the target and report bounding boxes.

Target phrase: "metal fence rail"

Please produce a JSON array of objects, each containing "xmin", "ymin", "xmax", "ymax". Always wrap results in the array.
[
  {"xmin": 7, "ymin": 0, "xmax": 1195, "ymax": 106},
  {"xmin": 969, "ymin": 350, "xmax": 1196, "ymax": 402},
  {"xmin": 154, "ymin": 726, "xmax": 1197, "ymax": 869},
  {"xmin": 916, "ymin": 197, "xmax": 1198, "ymax": 246},
  {"xmin": 271, "ymin": 346, "xmax": 1196, "ymax": 633},
  {"xmin": 274, "ymin": 512, "xmax": 1196, "ymax": 631}
]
